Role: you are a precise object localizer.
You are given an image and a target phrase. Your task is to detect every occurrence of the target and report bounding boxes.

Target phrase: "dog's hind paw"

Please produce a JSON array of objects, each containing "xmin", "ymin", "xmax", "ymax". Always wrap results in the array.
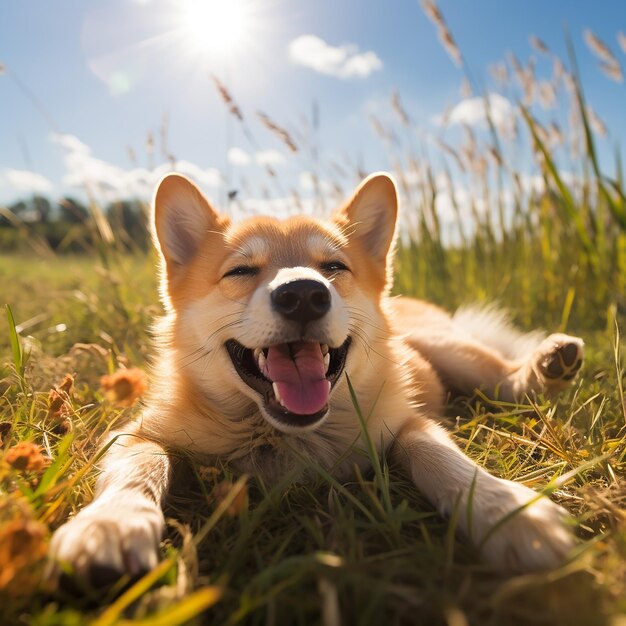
[
  {"xmin": 47, "ymin": 500, "xmax": 163, "ymax": 593},
  {"xmin": 534, "ymin": 333, "xmax": 584, "ymax": 390}
]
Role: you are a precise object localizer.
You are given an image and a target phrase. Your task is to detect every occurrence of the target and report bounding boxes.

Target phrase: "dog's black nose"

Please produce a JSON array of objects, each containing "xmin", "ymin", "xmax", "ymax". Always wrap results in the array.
[{"xmin": 271, "ymin": 279, "xmax": 331, "ymax": 324}]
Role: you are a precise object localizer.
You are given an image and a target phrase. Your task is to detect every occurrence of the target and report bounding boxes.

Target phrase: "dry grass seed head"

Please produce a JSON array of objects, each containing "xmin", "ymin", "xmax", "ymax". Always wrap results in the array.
[
  {"xmin": 460, "ymin": 78, "xmax": 472, "ymax": 98},
  {"xmin": 438, "ymin": 27, "xmax": 463, "ymax": 67},
  {"xmin": 489, "ymin": 62, "xmax": 508, "ymax": 86},
  {"xmin": 256, "ymin": 111, "xmax": 298, "ymax": 153},
  {"xmin": 391, "ymin": 90, "xmax": 411, "ymax": 127},
  {"xmin": 552, "ymin": 57, "xmax": 565, "ymax": 84},
  {"xmin": 548, "ymin": 121, "xmax": 564, "ymax": 146},
  {"xmin": 599, "ymin": 61, "xmax": 624, "ymax": 83},
  {"xmin": 369, "ymin": 114, "xmax": 390, "ymax": 141},
  {"xmin": 211, "ymin": 74, "xmax": 244, "ymax": 121},
  {"xmin": 419, "ymin": 0, "xmax": 444, "ymax": 27},
  {"xmin": 538, "ymin": 81, "xmax": 556, "ymax": 109},
  {"xmin": 419, "ymin": 0, "xmax": 463, "ymax": 67},
  {"xmin": 587, "ymin": 106, "xmax": 608, "ymax": 137},
  {"xmin": 529, "ymin": 35, "xmax": 549, "ymax": 55},
  {"xmin": 584, "ymin": 29, "xmax": 619, "ymax": 65}
]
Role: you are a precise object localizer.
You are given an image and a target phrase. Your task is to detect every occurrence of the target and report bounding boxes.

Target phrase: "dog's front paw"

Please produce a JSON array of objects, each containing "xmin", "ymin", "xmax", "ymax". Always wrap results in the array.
[
  {"xmin": 534, "ymin": 333, "xmax": 584, "ymax": 390},
  {"xmin": 48, "ymin": 499, "xmax": 164, "ymax": 589},
  {"xmin": 472, "ymin": 478, "xmax": 574, "ymax": 573}
]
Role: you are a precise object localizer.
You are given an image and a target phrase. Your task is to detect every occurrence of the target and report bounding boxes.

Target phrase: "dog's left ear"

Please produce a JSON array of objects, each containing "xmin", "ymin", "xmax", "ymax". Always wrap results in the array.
[{"xmin": 334, "ymin": 172, "xmax": 398, "ymax": 286}]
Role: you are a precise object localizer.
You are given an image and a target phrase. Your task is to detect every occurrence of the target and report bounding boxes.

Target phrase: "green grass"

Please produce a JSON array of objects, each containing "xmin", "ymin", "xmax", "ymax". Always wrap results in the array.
[{"xmin": 0, "ymin": 246, "xmax": 625, "ymax": 626}]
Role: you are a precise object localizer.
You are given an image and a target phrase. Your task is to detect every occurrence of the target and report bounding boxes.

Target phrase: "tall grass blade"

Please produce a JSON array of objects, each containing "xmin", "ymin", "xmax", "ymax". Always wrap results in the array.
[
  {"xmin": 566, "ymin": 36, "xmax": 626, "ymax": 231},
  {"xmin": 90, "ymin": 557, "xmax": 178, "ymax": 626},
  {"xmin": 520, "ymin": 106, "xmax": 598, "ymax": 268},
  {"xmin": 114, "ymin": 587, "xmax": 224, "ymax": 626},
  {"xmin": 5, "ymin": 303, "xmax": 24, "ymax": 376},
  {"xmin": 345, "ymin": 374, "xmax": 392, "ymax": 514}
]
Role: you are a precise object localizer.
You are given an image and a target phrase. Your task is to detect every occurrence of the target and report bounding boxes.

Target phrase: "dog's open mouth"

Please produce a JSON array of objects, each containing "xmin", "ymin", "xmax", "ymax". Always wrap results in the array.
[{"xmin": 225, "ymin": 337, "xmax": 351, "ymax": 428}]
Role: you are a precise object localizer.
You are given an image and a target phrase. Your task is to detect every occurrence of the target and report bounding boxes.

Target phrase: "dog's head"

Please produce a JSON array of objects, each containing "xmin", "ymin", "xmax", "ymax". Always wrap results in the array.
[{"xmin": 153, "ymin": 173, "xmax": 398, "ymax": 434}]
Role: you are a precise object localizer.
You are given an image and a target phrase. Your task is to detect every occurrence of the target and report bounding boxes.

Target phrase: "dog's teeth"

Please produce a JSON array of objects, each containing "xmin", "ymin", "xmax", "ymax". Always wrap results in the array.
[
  {"xmin": 272, "ymin": 382, "xmax": 284, "ymax": 406},
  {"xmin": 257, "ymin": 351, "xmax": 266, "ymax": 372},
  {"xmin": 321, "ymin": 344, "xmax": 329, "ymax": 356},
  {"xmin": 323, "ymin": 352, "xmax": 330, "ymax": 373},
  {"xmin": 253, "ymin": 347, "xmax": 262, "ymax": 360}
]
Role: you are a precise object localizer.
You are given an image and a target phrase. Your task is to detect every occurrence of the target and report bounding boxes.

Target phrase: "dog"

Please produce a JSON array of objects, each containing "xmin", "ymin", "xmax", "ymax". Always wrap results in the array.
[{"xmin": 49, "ymin": 172, "xmax": 584, "ymax": 585}]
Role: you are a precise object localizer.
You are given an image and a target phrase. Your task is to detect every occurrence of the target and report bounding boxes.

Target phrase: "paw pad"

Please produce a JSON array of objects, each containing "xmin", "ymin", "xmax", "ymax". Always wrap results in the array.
[{"xmin": 538, "ymin": 337, "xmax": 583, "ymax": 382}]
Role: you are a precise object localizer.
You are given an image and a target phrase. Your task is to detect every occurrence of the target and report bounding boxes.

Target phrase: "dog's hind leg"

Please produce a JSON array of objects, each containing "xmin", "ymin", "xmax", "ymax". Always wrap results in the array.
[
  {"xmin": 394, "ymin": 300, "xmax": 583, "ymax": 402},
  {"xmin": 404, "ymin": 330, "xmax": 583, "ymax": 402},
  {"xmin": 48, "ymin": 428, "xmax": 171, "ymax": 590}
]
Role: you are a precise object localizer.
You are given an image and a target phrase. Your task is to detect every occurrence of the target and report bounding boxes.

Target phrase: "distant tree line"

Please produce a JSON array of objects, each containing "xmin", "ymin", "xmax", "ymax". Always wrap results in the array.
[{"xmin": 0, "ymin": 195, "xmax": 151, "ymax": 253}]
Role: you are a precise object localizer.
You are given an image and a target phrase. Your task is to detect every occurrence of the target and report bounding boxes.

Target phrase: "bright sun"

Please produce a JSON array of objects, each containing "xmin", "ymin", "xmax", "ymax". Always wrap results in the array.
[{"xmin": 181, "ymin": 0, "xmax": 251, "ymax": 57}]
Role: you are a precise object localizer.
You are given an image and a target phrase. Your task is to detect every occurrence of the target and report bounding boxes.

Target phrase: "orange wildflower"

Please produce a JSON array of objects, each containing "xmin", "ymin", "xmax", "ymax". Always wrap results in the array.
[
  {"xmin": 5, "ymin": 442, "xmax": 49, "ymax": 473},
  {"xmin": 0, "ymin": 499, "xmax": 48, "ymax": 595},
  {"xmin": 100, "ymin": 368, "xmax": 147, "ymax": 407},
  {"xmin": 212, "ymin": 480, "xmax": 248, "ymax": 517},
  {"xmin": 46, "ymin": 373, "xmax": 74, "ymax": 432}
]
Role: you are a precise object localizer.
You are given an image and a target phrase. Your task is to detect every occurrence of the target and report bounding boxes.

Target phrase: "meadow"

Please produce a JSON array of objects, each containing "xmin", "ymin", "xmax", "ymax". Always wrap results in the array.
[{"xmin": 2, "ymin": 12, "xmax": 626, "ymax": 626}]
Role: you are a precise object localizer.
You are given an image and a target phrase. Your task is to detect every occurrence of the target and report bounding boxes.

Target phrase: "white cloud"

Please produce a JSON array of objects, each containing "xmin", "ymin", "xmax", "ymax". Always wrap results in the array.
[
  {"xmin": 50, "ymin": 133, "xmax": 221, "ymax": 201},
  {"xmin": 227, "ymin": 147, "xmax": 251, "ymax": 166},
  {"xmin": 173, "ymin": 161, "xmax": 222, "ymax": 188},
  {"xmin": 288, "ymin": 35, "xmax": 382, "ymax": 79},
  {"xmin": 50, "ymin": 132, "xmax": 91, "ymax": 155},
  {"xmin": 298, "ymin": 171, "xmax": 334, "ymax": 194},
  {"xmin": 236, "ymin": 194, "xmax": 326, "ymax": 222},
  {"xmin": 516, "ymin": 171, "xmax": 576, "ymax": 197},
  {"xmin": 255, "ymin": 149, "xmax": 286, "ymax": 166},
  {"xmin": 0, "ymin": 169, "xmax": 54, "ymax": 195},
  {"xmin": 434, "ymin": 94, "xmax": 515, "ymax": 130},
  {"xmin": 299, "ymin": 171, "xmax": 317, "ymax": 191}
]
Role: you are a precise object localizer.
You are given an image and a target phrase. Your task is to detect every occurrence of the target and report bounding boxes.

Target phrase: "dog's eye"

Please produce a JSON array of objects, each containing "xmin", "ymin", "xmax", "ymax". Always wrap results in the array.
[
  {"xmin": 321, "ymin": 261, "xmax": 350, "ymax": 273},
  {"xmin": 223, "ymin": 266, "xmax": 259, "ymax": 278}
]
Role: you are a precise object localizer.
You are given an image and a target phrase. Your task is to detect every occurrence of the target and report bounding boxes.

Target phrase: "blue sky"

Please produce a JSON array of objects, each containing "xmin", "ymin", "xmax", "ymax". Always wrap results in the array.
[{"xmin": 1, "ymin": 0, "xmax": 625, "ymax": 219}]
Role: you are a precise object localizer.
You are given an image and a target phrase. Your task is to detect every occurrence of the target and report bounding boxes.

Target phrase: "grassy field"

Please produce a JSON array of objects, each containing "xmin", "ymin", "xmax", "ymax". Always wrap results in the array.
[
  {"xmin": 0, "ymin": 236, "xmax": 625, "ymax": 625},
  {"xmin": 2, "ymin": 15, "xmax": 626, "ymax": 626}
]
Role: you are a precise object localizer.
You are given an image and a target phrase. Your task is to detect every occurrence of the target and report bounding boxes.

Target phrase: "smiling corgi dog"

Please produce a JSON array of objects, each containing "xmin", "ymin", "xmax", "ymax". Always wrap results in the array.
[{"xmin": 49, "ymin": 172, "xmax": 584, "ymax": 584}]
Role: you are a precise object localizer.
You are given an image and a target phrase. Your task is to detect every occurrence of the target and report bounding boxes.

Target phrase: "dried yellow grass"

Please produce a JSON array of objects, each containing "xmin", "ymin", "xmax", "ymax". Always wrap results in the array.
[
  {"xmin": 211, "ymin": 74, "xmax": 244, "ymax": 121},
  {"xmin": 599, "ymin": 61, "xmax": 624, "ymax": 83},
  {"xmin": 256, "ymin": 111, "xmax": 298, "ymax": 153},
  {"xmin": 529, "ymin": 35, "xmax": 549, "ymax": 55},
  {"xmin": 587, "ymin": 105, "xmax": 608, "ymax": 138},
  {"xmin": 584, "ymin": 29, "xmax": 619, "ymax": 65},
  {"xmin": 419, "ymin": 0, "xmax": 463, "ymax": 67},
  {"xmin": 391, "ymin": 90, "xmax": 410, "ymax": 127}
]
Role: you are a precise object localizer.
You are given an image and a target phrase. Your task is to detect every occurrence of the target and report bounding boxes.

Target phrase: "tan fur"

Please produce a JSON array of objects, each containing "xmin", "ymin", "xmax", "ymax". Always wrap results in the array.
[{"xmin": 49, "ymin": 172, "xmax": 584, "ymax": 584}]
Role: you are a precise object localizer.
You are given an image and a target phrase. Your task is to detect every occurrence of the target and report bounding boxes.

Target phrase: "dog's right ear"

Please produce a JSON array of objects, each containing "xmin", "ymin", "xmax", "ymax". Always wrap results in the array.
[
  {"xmin": 333, "ymin": 172, "xmax": 398, "ymax": 293},
  {"xmin": 153, "ymin": 174, "xmax": 228, "ymax": 275}
]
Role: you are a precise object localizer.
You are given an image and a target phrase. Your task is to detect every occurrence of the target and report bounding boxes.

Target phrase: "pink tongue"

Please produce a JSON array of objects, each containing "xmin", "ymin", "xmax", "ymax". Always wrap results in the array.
[{"xmin": 264, "ymin": 342, "xmax": 330, "ymax": 415}]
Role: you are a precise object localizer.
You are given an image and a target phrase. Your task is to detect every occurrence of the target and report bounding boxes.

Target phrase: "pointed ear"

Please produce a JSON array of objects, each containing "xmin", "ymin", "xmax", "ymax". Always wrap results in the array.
[
  {"xmin": 152, "ymin": 173, "xmax": 227, "ymax": 271},
  {"xmin": 334, "ymin": 172, "xmax": 398, "ymax": 273}
]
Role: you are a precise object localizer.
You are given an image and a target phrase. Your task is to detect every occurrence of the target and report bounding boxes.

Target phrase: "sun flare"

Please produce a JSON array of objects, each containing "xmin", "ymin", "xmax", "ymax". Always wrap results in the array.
[{"xmin": 181, "ymin": 0, "xmax": 251, "ymax": 57}]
